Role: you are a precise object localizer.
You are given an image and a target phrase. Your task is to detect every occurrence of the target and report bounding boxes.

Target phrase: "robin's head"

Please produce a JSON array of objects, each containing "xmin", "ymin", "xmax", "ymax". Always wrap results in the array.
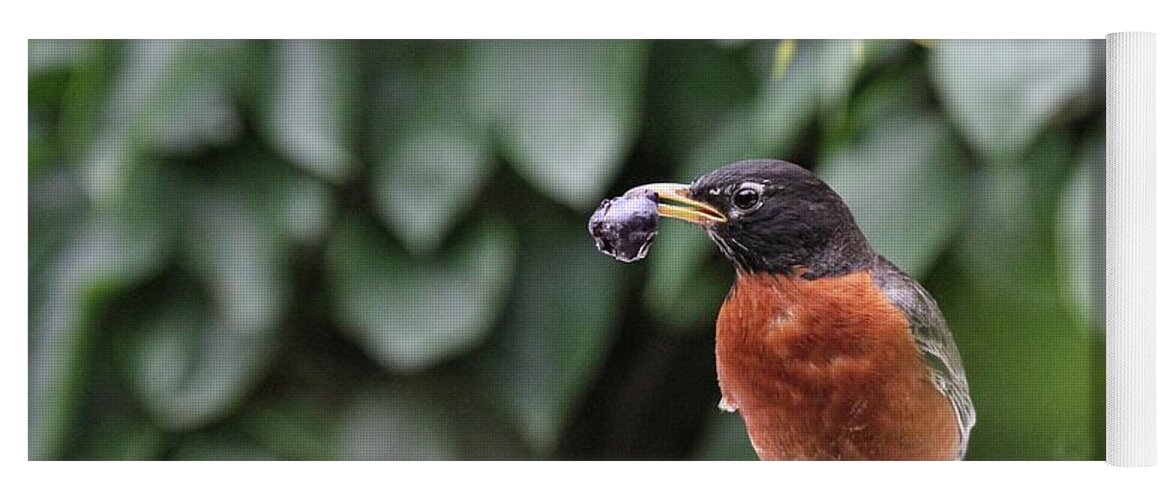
[{"xmin": 627, "ymin": 159, "xmax": 875, "ymax": 277}]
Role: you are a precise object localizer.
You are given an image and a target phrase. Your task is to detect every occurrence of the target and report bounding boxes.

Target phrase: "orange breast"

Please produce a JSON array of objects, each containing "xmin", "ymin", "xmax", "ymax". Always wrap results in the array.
[{"xmin": 715, "ymin": 271, "xmax": 960, "ymax": 460}]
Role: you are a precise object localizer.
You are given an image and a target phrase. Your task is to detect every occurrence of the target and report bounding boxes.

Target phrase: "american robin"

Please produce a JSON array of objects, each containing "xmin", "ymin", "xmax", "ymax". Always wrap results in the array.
[{"xmin": 621, "ymin": 159, "xmax": 975, "ymax": 460}]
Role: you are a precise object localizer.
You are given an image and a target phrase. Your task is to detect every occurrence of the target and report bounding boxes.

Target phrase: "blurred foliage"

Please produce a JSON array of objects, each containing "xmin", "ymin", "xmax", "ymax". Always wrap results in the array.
[{"xmin": 29, "ymin": 39, "xmax": 1105, "ymax": 460}]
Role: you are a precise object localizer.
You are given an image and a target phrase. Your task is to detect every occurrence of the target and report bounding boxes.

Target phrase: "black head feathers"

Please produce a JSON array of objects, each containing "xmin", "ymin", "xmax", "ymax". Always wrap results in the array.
[{"xmin": 689, "ymin": 160, "xmax": 875, "ymax": 278}]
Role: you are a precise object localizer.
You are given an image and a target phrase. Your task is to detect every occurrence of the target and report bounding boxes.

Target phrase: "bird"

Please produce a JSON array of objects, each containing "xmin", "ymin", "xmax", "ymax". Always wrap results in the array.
[{"xmin": 626, "ymin": 159, "xmax": 975, "ymax": 460}]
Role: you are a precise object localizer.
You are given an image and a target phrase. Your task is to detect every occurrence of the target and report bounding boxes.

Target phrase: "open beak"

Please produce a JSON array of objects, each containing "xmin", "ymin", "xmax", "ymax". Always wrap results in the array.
[{"xmin": 624, "ymin": 183, "xmax": 727, "ymax": 226}]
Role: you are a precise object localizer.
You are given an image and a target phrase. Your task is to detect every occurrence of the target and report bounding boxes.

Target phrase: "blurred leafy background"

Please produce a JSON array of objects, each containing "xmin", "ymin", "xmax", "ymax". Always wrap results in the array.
[{"xmin": 28, "ymin": 39, "xmax": 1104, "ymax": 460}]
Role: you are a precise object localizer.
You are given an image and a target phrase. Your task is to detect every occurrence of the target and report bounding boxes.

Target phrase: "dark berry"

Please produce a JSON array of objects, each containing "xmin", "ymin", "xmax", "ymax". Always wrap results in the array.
[{"xmin": 588, "ymin": 191, "xmax": 660, "ymax": 262}]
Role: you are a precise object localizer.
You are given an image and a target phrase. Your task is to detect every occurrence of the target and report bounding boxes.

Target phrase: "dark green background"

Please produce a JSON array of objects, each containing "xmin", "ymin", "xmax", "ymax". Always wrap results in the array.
[{"xmin": 29, "ymin": 39, "xmax": 1105, "ymax": 460}]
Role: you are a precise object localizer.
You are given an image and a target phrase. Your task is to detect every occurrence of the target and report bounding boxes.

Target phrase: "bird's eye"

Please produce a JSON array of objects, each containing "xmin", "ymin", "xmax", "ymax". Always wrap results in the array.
[{"xmin": 732, "ymin": 186, "xmax": 762, "ymax": 211}]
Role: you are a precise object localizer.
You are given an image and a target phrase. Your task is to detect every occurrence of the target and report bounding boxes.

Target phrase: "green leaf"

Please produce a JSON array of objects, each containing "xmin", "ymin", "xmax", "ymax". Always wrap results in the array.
[
  {"xmin": 693, "ymin": 412, "xmax": 757, "ymax": 460},
  {"xmin": 265, "ymin": 40, "xmax": 357, "ymax": 183},
  {"xmin": 29, "ymin": 215, "xmax": 166, "ymax": 459},
  {"xmin": 338, "ymin": 382, "xmax": 529, "ymax": 460},
  {"xmin": 373, "ymin": 123, "xmax": 491, "ymax": 255},
  {"xmin": 29, "ymin": 40, "xmax": 97, "ymax": 75},
  {"xmin": 172, "ymin": 434, "xmax": 280, "ymax": 461},
  {"xmin": 365, "ymin": 42, "xmax": 494, "ymax": 254},
  {"xmin": 218, "ymin": 147, "xmax": 335, "ymax": 245},
  {"xmin": 471, "ymin": 40, "xmax": 648, "ymax": 209},
  {"xmin": 941, "ymin": 132, "xmax": 1104, "ymax": 460},
  {"xmin": 41, "ymin": 41, "xmax": 116, "ymax": 168},
  {"xmin": 185, "ymin": 192, "xmax": 292, "ymax": 336},
  {"xmin": 152, "ymin": 81, "xmax": 240, "ymax": 155},
  {"xmin": 326, "ymin": 217, "xmax": 517, "ymax": 372},
  {"xmin": 124, "ymin": 192, "xmax": 291, "ymax": 430},
  {"xmin": 959, "ymin": 133, "xmax": 1076, "ymax": 282},
  {"xmin": 28, "ymin": 110, "xmax": 56, "ymax": 174},
  {"xmin": 338, "ymin": 385, "xmax": 460, "ymax": 460},
  {"xmin": 28, "ymin": 40, "xmax": 102, "ymax": 128},
  {"xmin": 753, "ymin": 40, "xmax": 860, "ymax": 154},
  {"xmin": 236, "ymin": 398, "xmax": 336, "ymax": 460},
  {"xmin": 476, "ymin": 221, "xmax": 629, "ymax": 454},
  {"xmin": 269, "ymin": 172, "xmax": 334, "ymax": 245},
  {"xmin": 30, "ymin": 168, "xmax": 86, "ymax": 290},
  {"xmin": 937, "ymin": 259, "xmax": 1105, "ymax": 460},
  {"xmin": 369, "ymin": 45, "xmax": 492, "ymax": 255},
  {"xmin": 639, "ymin": 41, "xmax": 766, "ymax": 163},
  {"xmin": 77, "ymin": 410, "xmax": 166, "ymax": 460},
  {"xmin": 82, "ymin": 40, "xmax": 244, "ymax": 206},
  {"xmin": 1059, "ymin": 133, "xmax": 1105, "ymax": 330},
  {"xmin": 929, "ymin": 40, "xmax": 1100, "ymax": 164},
  {"xmin": 819, "ymin": 112, "xmax": 966, "ymax": 278}
]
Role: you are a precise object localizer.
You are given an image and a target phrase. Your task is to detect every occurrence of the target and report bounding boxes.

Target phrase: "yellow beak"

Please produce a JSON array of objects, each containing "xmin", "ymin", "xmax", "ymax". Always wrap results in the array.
[{"xmin": 624, "ymin": 183, "xmax": 727, "ymax": 226}]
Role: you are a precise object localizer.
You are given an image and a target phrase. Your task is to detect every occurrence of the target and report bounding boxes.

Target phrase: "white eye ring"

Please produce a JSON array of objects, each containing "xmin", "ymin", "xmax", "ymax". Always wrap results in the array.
[{"xmin": 732, "ymin": 182, "xmax": 765, "ymax": 212}]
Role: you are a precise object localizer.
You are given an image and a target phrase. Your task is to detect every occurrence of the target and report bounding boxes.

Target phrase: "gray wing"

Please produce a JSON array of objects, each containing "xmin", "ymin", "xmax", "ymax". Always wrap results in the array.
[{"xmin": 872, "ymin": 257, "xmax": 976, "ymax": 459}]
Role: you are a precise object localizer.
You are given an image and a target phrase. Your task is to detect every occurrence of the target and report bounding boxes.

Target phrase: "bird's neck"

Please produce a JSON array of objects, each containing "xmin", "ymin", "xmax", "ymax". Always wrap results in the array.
[{"xmin": 719, "ymin": 224, "xmax": 877, "ymax": 279}]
